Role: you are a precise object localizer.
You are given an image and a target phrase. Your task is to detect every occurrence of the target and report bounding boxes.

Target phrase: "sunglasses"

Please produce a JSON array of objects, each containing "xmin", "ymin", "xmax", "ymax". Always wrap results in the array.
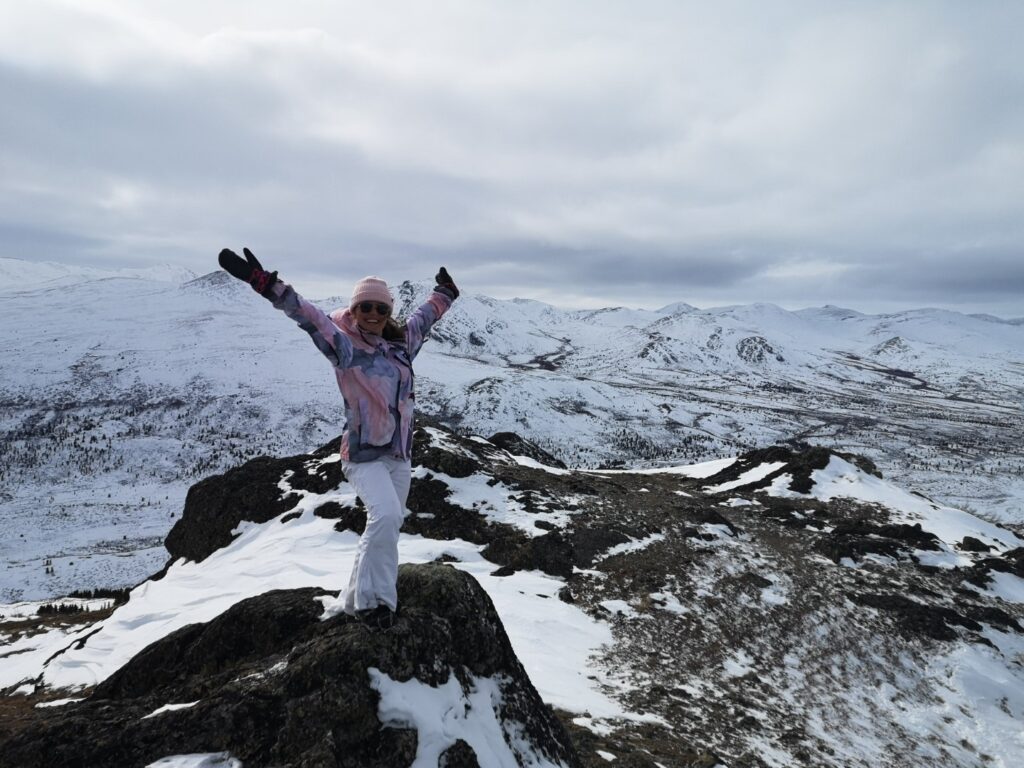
[{"xmin": 357, "ymin": 302, "xmax": 391, "ymax": 316}]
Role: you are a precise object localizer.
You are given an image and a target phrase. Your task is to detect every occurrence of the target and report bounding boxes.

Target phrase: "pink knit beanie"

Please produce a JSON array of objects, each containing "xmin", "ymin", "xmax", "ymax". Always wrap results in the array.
[{"xmin": 350, "ymin": 276, "xmax": 393, "ymax": 310}]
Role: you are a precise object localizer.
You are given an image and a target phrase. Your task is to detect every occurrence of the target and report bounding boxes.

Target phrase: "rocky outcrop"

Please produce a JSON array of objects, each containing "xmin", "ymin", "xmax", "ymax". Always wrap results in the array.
[
  {"xmin": 164, "ymin": 437, "xmax": 343, "ymax": 564},
  {"xmin": 486, "ymin": 432, "xmax": 567, "ymax": 469},
  {"xmin": 7, "ymin": 421, "xmax": 1024, "ymax": 768},
  {"xmin": 735, "ymin": 336, "xmax": 784, "ymax": 364},
  {"xmin": 0, "ymin": 564, "xmax": 580, "ymax": 768},
  {"xmin": 699, "ymin": 443, "xmax": 882, "ymax": 497}
]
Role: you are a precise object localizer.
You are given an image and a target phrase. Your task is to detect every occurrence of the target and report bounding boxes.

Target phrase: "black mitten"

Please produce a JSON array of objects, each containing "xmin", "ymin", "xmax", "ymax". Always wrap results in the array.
[
  {"xmin": 434, "ymin": 266, "xmax": 459, "ymax": 300},
  {"xmin": 219, "ymin": 247, "xmax": 278, "ymax": 297}
]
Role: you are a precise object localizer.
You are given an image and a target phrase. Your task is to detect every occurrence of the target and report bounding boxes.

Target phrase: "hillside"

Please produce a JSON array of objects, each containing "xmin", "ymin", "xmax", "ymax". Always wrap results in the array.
[{"xmin": 2, "ymin": 422, "xmax": 1023, "ymax": 766}]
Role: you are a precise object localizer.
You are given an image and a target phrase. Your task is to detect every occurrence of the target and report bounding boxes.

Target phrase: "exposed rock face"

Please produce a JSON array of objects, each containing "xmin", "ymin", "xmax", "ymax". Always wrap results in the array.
[
  {"xmin": 0, "ymin": 565, "xmax": 580, "ymax": 768},
  {"xmin": 736, "ymin": 335, "xmax": 784, "ymax": 364},
  {"xmin": 164, "ymin": 437, "xmax": 343, "ymax": 564}
]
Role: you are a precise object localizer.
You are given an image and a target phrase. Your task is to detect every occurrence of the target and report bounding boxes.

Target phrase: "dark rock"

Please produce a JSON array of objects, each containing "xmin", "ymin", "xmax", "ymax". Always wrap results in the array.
[
  {"xmin": 404, "ymin": 476, "xmax": 497, "ymax": 544},
  {"xmin": 818, "ymin": 533, "xmax": 901, "ymax": 564},
  {"xmin": 1000, "ymin": 547, "xmax": 1024, "ymax": 577},
  {"xmin": 312, "ymin": 500, "xmax": 345, "ymax": 519},
  {"xmin": 415, "ymin": 443, "xmax": 480, "ymax": 479},
  {"xmin": 835, "ymin": 451, "xmax": 883, "ymax": 479},
  {"xmin": 312, "ymin": 500, "xmax": 363, "ymax": 529},
  {"xmin": 817, "ymin": 519, "xmax": 943, "ymax": 564},
  {"xmin": 962, "ymin": 549, "xmax": 1024, "ymax": 599},
  {"xmin": 701, "ymin": 445, "xmax": 805, "ymax": 493},
  {"xmin": 1, "ymin": 565, "xmax": 581, "ymax": 768},
  {"xmin": 742, "ymin": 574, "xmax": 774, "ymax": 590},
  {"xmin": 440, "ymin": 738, "xmax": 481, "ymax": 767},
  {"xmin": 962, "ymin": 604, "xmax": 1021, "ymax": 632},
  {"xmin": 165, "ymin": 441, "xmax": 340, "ymax": 563},
  {"xmin": 566, "ymin": 478, "xmax": 599, "ymax": 495},
  {"xmin": 736, "ymin": 336, "xmax": 783, "ymax": 365},
  {"xmin": 690, "ymin": 508, "xmax": 740, "ymax": 537},
  {"xmin": 287, "ymin": 443, "xmax": 345, "ymax": 494},
  {"xmin": 93, "ymin": 588, "xmax": 329, "ymax": 702},
  {"xmin": 783, "ymin": 447, "xmax": 834, "ymax": 494},
  {"xmin": 702, "ymin": 444, "xmax": 881, "ymax": 498},
  {"xmin": 568, "ymin": 526, "xmax": 632, "ymax": 567},
  {"xmin": 832, "ymin": 520, "xmax": 941, "ymax": 551},
  {"xmin": 960, "ymin": 536, "xmax": 992, "ymax": 553},
  {"xmin": 329, "ymin": 506, "xmax": 368, "ymax": 535},
  {"xmin": 851, "ymin": 592, "xmax": 981, "ymax": 641},
  {"xmin": 482, "ymin": 531, "xmax": 574, "ymax": 579}
]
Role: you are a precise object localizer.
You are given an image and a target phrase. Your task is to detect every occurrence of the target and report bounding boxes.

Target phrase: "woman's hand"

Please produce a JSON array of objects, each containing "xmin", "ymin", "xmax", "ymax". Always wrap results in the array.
[
  {"xmin": 434, "ymin": 266, "xmax": 459, "ymax": 300},
  {"xmin": 219, "ymin": 247, "xmax": 278, "ymax": 297}
]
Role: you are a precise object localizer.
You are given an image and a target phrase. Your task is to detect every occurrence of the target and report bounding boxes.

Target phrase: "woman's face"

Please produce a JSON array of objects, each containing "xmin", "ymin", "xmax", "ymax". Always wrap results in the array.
[{"xmin": 353, "ymin": 301, "xmax": 391, "ymax": 335}]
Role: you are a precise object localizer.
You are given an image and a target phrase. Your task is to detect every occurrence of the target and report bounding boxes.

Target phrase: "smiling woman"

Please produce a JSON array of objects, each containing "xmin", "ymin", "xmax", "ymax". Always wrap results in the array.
[
  {"xmin": 349, "ymin": 276, "xmax": 401, "ymax": 339},
  {"xmin": 217, "ymin": 246, "xmax": 460, "ymax": 629}
]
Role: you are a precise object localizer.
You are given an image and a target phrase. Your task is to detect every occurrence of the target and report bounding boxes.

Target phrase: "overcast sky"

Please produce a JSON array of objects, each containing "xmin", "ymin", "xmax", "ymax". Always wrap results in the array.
[{"xmin": 1, "ymin": 1, "xmax": 1022, "ymax": 316}]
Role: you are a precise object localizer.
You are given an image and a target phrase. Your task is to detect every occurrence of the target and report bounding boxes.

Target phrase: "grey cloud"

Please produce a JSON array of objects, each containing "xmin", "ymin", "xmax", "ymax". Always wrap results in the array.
[
  {"xmin": 0, "ymin": 2, "xmax": 1022, "ymax": 317},
  {"xmin": 0, "ymin": 221, "xmax": 103, "ymax": 261}
]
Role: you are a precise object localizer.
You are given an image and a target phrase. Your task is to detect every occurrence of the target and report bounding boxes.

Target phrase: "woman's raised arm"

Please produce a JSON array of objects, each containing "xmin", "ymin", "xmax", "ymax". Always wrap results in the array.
[
  {"xmin": 404, "ymin": 266, "xmax": 458, "ymax": 360},
  {"xmin": 219, "ymin": 247, "xmax": 355, "ymax": 370}
]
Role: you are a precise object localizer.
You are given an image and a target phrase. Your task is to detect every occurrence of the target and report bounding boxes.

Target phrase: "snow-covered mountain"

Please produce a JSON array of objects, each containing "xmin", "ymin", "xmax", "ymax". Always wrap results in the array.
[
  {"xmin": 1, "ymin": 260, "xmax": 1022, "ymax": 602},
  {"xmin": 0, "ymin": 256, "xmax": 197, "ymax": 289}
]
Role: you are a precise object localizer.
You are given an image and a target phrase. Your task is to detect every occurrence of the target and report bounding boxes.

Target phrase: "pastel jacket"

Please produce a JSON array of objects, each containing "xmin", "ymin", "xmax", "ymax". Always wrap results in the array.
[{"xmin": 268, "ymin": 280, "xmax": 453, "ymax": 462}]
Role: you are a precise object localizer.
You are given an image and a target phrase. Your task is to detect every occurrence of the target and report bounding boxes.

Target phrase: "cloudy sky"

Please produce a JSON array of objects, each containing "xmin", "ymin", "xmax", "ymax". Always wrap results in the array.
[{"xmin": 1, "ymin": 1, "xmax": 1022, "ymax": 315}]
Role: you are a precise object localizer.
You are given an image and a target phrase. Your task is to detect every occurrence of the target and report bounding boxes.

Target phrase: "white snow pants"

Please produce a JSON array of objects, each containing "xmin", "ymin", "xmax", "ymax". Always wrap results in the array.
[{"xmin": 339, "ymin": 456, "xmax": 411, "ymax": 614}]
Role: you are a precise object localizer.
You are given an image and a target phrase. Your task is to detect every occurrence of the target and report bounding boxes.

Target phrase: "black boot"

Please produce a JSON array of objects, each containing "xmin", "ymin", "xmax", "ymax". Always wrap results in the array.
[{"xmin": 357, "ymin": 604, "xmax": 396, "ymax": 631}]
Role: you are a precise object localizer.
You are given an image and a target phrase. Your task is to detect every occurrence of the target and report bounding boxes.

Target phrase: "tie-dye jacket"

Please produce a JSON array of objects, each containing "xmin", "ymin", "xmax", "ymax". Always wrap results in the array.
[{"xmin": 267, "ymin": 280, "xmax": 453, "ymax": 462}]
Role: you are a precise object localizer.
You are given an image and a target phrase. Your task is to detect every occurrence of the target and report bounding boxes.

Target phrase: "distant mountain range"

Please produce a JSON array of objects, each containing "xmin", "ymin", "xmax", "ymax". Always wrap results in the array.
[{"xmin": 1, "ymin": 257, "xmax": 1022, "ymax": 602}]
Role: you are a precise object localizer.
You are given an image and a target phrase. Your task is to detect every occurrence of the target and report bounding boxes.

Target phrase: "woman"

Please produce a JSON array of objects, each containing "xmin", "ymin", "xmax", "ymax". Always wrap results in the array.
[{"xmin": 218, "ymin": 247, "xmax": 458, "ymax": 629}]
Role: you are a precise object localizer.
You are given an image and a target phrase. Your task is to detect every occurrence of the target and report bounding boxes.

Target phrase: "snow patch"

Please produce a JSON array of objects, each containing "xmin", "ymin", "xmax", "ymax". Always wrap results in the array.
[
  {"xmin": 145, "ymin": 756, "xmax": 242, "ymax": 768},
  {"xmin": 589, "ymin": 456, "xmax": 737, "ymax": 478},
  {"xmin": 509, "ymin": 455, "xmax": 570, "ymax": 475},
  {"xmin": 143, "ymin": 701, "xmax": 201, "ymax": 719},
  {"xmin": 723, "ymin": 650, "xmax": 755, "ymax": 678},
  {"xmin": 761, "ymin": 582, "xmax": 789, "ymax": 606},
  {"xmin": 34, "ymin": 697, "xmax": 85, "ymax": 708},
  {"xmin": 722, "ymin": 497, "xmax": 760, "ymax": 507},
  {"xmin": 706, "ymin": 462, "xmax": 787, "ymax": 493},
  {"xmin": 966, "ymin": 571, "xmax": 1024, "ymax": 605},
  {"xmin": 600, "ymin": 600, "xmax": 639, "ymax": 618},
  {"xmin": 369, "ymin": 668, "xmax": 569, "ymax": 768},
  {"xmin": 649, "ymin": 592, "xmax": 689, "ymax": 615},
  {"xmin": 415, "ymin": 468, "xmax": 575, "ymax": 535},
  {"xmin": 599, "ymin": 533, "xmax": 665, "ymax": 560}
]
